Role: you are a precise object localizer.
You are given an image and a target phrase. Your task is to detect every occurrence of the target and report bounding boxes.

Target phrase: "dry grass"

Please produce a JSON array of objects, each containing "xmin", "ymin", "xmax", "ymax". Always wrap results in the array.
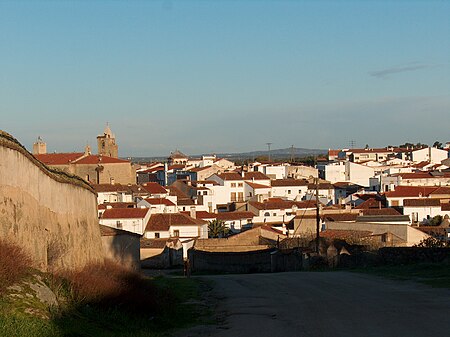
[
  {"xmin": 0, "ymin": 239, "xmax": 31, "ymax": 293},
  {"xmin": 58, "ymin": 260, "xmax": 171, "ymax": 315}
]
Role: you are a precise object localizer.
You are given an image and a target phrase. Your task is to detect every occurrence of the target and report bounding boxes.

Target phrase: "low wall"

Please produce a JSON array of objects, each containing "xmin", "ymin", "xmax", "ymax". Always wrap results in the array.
[
  {"xmin": 378, "ymin": 247, "xmax": 450, "ymax": 265},
  {"xmin": 0, "ymin": 131, "xmax": 103, "ymax": 271},
  {"xmin": 189, "ymin": 248, "xmax": 275, "ymax": 273},
  {"xmin": 141, "ymin": 247, "xmax": 183, "ymax": 269}
]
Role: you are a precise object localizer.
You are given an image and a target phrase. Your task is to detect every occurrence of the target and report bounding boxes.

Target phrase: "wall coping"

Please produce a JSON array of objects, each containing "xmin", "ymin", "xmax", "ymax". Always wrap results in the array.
[{"xmin": 0, "ymin": 130, "xmax": 95, "ymax": 194}]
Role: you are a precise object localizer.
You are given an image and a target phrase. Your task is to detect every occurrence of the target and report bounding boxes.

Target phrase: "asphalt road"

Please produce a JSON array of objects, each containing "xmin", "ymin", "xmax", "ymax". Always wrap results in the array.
[{"xmin": 178, "ymin": 271, "xmax": 450, "ymax": 337}]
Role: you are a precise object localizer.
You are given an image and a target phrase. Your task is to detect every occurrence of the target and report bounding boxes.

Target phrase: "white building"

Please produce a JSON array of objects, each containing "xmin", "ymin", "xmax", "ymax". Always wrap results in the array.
[
  {"xmin": 100, "ymin": 208, "xmax": 150, "ymax": 235},
  {"xmin": 411, "ymin": 147, "xmax": 449, "ymax": 164},
  {"xmin": 144, "ymin": 213, "xmax": 208, "ymax": 240}
]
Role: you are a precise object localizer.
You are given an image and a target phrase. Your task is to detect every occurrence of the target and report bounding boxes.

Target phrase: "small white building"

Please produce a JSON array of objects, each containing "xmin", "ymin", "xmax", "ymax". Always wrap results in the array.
[
  {"xmin": 144, "ymin": 213, "xmax": 208, "ymax": 240},
  {"xmin": 100, "ymin": 208, "xmax": 151, "ymax": 235}
]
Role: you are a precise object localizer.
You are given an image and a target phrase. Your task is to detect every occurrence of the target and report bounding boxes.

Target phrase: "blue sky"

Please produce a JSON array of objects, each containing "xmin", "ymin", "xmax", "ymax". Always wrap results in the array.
[{"xmin": 1, "ymin": 0, "xmax": 449, "ymax": 156}]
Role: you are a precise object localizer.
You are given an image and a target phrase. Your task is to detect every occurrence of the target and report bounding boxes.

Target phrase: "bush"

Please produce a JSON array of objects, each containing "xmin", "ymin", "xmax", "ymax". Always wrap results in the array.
[
  {"xmin": 58, "ymin": 260, "xmax": 172, "ymax": 315},
  {"xmin": 0, "ymin": 239, "xmax": 31, "ymax": 293}
]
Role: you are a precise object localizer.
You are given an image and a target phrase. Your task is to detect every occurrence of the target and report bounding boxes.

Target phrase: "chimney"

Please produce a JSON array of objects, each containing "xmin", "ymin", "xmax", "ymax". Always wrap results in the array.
[
  {"xmin": 84, "ymin": 144, "xmax": 91, "ymax": 156},
  {"xmin": 190, "ymin": 206, "xmax": 196, "ymax": 219}
]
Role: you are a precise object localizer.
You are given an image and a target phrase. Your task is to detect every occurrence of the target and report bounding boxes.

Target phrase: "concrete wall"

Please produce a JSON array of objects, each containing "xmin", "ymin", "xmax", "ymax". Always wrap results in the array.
[{"xmin": 0, "ymin": 131, "xmax": 103, "ymax": 271}]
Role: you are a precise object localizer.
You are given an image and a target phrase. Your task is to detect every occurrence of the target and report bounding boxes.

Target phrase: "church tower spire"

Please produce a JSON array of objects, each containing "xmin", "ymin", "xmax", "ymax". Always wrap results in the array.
[{"xmin": 97, "ymin": 123, "xmax": 118, "ymax": 158}]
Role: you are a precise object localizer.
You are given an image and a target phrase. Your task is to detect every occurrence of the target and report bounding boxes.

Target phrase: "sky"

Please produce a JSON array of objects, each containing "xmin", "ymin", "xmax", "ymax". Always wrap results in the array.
[{"xmin": 1, "ymin": 0, "xmax": 449, "ymax": 157}]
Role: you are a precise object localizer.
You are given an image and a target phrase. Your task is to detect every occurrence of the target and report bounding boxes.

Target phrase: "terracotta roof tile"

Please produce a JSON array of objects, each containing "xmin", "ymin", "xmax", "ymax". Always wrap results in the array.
[
  {"xmin": 144, "ymin": 198, "xmax": 176, "ymax": 206},
  {"xmin": 246, "ymin": 181, "xmax": 271, "ymax": 189},
  {"xmin": 403, "ymin": 199, "xmax": 442, "ymax": 207},
  {"xmin": 74, "ymin": 155, "xmax": 130, "ymax": 165},
  {"xmin": 101, "ymin": 208, "xmax": 149, "ymax": 219},
  {"xmin": 217, "ymin": 172, "xmax": 244, "ymax": 181},
  {"xmin": 271, "ymin": 179, "xmax": 309, "ymax": 187},
  {"xmin": 35, "ymin": 152, "xmax": 84, "ymax": 165},
  {"xmin": 141, "ymin": 182, "xmax": 168, "ymax": 194},
  {"xmin": 384, "ymin": 186, "xmax": 439, "ymax": 198},
  {"xmin": 145, "ymin": 213, "xmax": 206, "ymax": 232},
  {"xmin": 244, "ymin": 172, "xmax": 270, "ymax": 180}
]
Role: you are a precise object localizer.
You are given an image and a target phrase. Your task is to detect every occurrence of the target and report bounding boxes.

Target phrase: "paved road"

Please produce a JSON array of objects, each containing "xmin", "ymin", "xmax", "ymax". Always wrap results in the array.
[{"xmin": 178, "ymin": 271, "xmax": 450, "ymax": 337}]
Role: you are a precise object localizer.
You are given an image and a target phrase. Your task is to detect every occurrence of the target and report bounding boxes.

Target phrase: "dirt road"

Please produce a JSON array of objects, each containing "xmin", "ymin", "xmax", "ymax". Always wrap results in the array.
[{"xmin": 178, "ymin": 271, "xmax": 450, "ymax": 337}]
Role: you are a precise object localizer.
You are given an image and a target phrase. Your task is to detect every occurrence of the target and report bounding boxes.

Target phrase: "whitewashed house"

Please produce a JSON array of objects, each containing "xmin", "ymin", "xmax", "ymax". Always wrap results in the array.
[
  {"xmin": 100, "ymin": 208, "xmax": 150, "ymax": 235},
  {"xmin": 144, "ymin": 213, "xmax": 208, "ymax": 240}
]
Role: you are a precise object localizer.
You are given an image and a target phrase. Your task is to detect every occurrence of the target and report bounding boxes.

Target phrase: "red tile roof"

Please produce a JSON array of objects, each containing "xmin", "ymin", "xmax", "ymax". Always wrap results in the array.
[
  {"xmin": 403, "ymin": 199, "xmax": 442, "ymax": 207},
  {"xmin": 216, "ymin": 172, "xmax": 243, "ymax": 181},
  {"xmin": 74, "ymin": 155, "xmax": 130, "ymax": 164},
  {"xmin": 359, "ymin": 208, "xmax": 402, "ymax": 216},
  {"xmin": 144, "ymin": 198, "xmax": 176, "ymax": 206},
  {"xmin": 98, "ymin": 202, "xmax": 136, "ymax": 210},
  {"xmin": 246, "ymin": 181, "xmax": 271, "ymax": 189},
  {"xmin": 244, "ymin": 172, "xmax": 270, "ymax": 180},
  {"xmin": 101, "ymin": 208, "xmax": 149, "ymax": 219},
  {"xmin": 384, "ymin": 186, "xmax": 440, "ymax": 198},
  {"xmin": 324, "ymin": 213, "xmax": 358, "ymax": 222},
  {"xmin": 35, "ymin": 152, "xmax": 84, "ymax": 165},
  {"xmin": 141, "ymin": 182, "xmax": 168, "ymax": 194},
  {"xmin": 145, "ymin": 213, "xmax": 207, "ymax": 232},
  {"xmin": 320, "ymin": 229, "xmax": 373, "ymax": 239},
  {"xmin": 215, "ymin": 211, "xmax": 255, "ymax": 221},
  {"xmin": 249, "ymin": 199, "xmax": 316, "ymax": 211},
  {"xmin": 93, "ymin": 184, "xmax": 142, "ymax": 193},
  {"xmin": 271, "ymin": 179, "xmax": 309, "ymax": 187},
  {"xmin": 430, "ymin": 187, "xmax": 450, "ymax": 195},
  {"xmin": 441, "ymin": 203, "xmax": 450, "ymax": 211},
  {"xmin": 180, "ymin": 211, "xmax": 216, "ymax": 219}
]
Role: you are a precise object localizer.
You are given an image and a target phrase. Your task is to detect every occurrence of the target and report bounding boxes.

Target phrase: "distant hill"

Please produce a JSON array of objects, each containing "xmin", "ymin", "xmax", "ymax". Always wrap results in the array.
[
  {"xmin": 216, "ymin": 147, "xmax": 326, "ymax": 160},
  {"xmin": 129, "ymin": 147, "xmax": 326, "ymax": 163}
]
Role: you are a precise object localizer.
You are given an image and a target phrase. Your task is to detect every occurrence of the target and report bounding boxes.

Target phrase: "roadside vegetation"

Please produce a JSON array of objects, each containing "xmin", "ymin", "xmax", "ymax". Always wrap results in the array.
[
  {"xmin": 352, "ymin": 263, "xmax": 450, "ymax": 289},
  {"xmin": 0, "ymin": 240, "xmax": 211, "ymax": 336}
]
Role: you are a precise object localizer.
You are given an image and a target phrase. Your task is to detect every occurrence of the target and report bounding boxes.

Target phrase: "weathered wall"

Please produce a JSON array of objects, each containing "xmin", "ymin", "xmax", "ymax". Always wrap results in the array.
[
  {"xmin": 0, "ymin": 131, "xmax": 104, "ymax": 271},
  {"xmin": 102, "ymin": 235, "xmax": 140, "ymax": 270},
  {"xmin": 189, "ymin": 248, "xmax": 275, "ymax": 273}
]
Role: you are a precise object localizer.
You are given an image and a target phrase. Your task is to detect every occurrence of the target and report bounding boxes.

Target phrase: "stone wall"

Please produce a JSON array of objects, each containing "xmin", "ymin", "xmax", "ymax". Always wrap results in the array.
[
  {"xmin": 189, "ymin": 248, "xmax": 275, "ymax": 273},
  {"xmin": 378, "ymin": 247, "xmax": 450, "ymax": 265},
  {"xmin": 0, "ymin": 131, "xmax": 104, "ymax": 271}
]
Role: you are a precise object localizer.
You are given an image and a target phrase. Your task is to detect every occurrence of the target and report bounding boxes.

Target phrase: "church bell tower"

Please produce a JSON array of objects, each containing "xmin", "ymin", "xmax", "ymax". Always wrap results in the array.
[{"xmin": 97, "ymin": 123, "xmax": 118, "ymax": 158}]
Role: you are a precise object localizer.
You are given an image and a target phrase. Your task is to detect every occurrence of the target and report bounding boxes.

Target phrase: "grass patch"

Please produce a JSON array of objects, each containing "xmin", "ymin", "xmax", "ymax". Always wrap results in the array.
[
  {"xmin": 352, "ymin": 263, "xmax": 450, "ymax": 288},
  {"xmin": 0, "ymin": 276, "xmax": 212, "ymax": 337}
]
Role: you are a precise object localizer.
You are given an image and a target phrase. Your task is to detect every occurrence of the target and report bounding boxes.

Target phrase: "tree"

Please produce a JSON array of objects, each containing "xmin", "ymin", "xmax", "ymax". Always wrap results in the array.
[
  {"xmin": 429, "ymin": 215, "xmax": 443, "ymax": 226},
  {"xmin": 208, "ymin": 219, "xmax": 229, "ymax": 238},
  {"xmin": 433, "ymin": 141, "xmax": 443, "ymax": 149}
]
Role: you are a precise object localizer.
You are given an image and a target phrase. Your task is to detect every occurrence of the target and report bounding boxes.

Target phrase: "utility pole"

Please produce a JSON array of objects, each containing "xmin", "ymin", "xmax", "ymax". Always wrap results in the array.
[
  {"xmin": 315, "ymin": 177, "xmax": 320, "ymax": 254},
  {"xmin": 290, "ymin": 145, "xmax": 295, "ymax": 163},
  {"xmin": 266, "ymin": 142, "xmax": 273, "ymax": 162}
]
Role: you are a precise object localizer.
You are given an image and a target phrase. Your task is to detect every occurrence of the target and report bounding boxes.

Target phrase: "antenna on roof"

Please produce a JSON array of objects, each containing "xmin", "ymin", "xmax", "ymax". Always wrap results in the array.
[
  {"xmin": 266, "ymin": 142, "xmax": 273, "ymax": 162},
  {"xmin": 349, "ymin": 140, "xmax": 356, "ymax": 149}
]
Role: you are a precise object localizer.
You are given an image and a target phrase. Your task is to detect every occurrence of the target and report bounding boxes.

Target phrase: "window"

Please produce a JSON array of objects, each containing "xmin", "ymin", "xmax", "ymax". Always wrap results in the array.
[
  {"xmin": 391, "ymin": 200, "xmax": 399, "ymax": 207},
  {"xmin": 299, "ymin": 190, "xmax": 302, "ymax": 194},
  {"xmin": 116, "ymin": 221, "xmax": 122, "ymax": 229},
  {"xmin": 249, "ymin": 192, "xmax": 253, "ymax": 197},
  {"xmin": 198, "ymin": 191, "xmax": 202, "ymax": 195},
  {"xmin": 173, "ymin": 230, "xmax": 180, "ymax": 237},
  {"xmin": 273, "ymin": 213, "xmax": 277, "ymax": 216},
  {"xmin": 231, "ymin": 183, "xmax": 236, "ymax": 187},
  {"xmin": 287, "ymin": 190, "xmax": 291, "ymax": 194},
  {"xmin": 203, "ymin": 191, "xmax": 207, "ymax": 195},
  {"xmin": 231, "ymin": 192, "xmax": 237, "ymax": 202},
  {"xmin": 264, "ymin": 212, "xmax": 270, "ymax": 216},
  {"xmin": 238, "ymin": 192, "xmax": 244, "ymax": 202},
  {"xmin": 238, "ymin": 183, "xmax": 243, "ymax": 187},
  {"xmin": 155, "ymin": 233, "xmax": 160, "ymax": 238}
]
